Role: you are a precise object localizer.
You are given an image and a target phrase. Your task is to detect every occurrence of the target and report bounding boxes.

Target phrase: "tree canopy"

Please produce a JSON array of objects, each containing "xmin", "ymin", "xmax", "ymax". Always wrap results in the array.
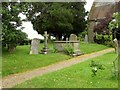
[
  {"xmin": 26, "ymin": 2, "xmax": 87, "ymax": 40},
  {"xmin": 2, "ymin": 2, "xmax": 27, "ymax": 53}
]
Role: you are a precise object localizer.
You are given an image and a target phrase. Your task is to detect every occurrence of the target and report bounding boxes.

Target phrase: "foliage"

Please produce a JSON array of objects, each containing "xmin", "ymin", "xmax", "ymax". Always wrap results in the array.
[
  {"xmin": 108, "ymin": 12, "xmax": 120, "ymax": 40},
  {"xmin": 108, "ymin": 12, "xmax": 120, "ymax": 79},
  {"xmin": 78, "ymin": 27, "xmax": 88, "ymax": 41},
  {"xmin": 2, "ymin": 2, "xmax": 27, "ymax": 53},
  {"xmin": 90, "ymin": 60, "xmax": 105, "ymax": 76},
  {"xmin": 25, "ymin": 2, "xmax": 87, "ymax": 40},
  {"xmin": 51, "ymin": 48, "xmax": 58, "ymax": 53},
  {"xmin": 94, "ymin": 15, "xmax": 112, "ymax": 34},
  {"xmin": 90, "ymin": 57, "xmax": 118, "ymax": 79},
  {"xmin": 64, "ymin": 44, "xmax": 74, "ymax": 55},
  {"xmin": 94, "ymin": 34, "xmax": 113, "ymax": 47},
  {"xmin": 108, "ymin": 12, "xmax": 120, "ymax": 30}
]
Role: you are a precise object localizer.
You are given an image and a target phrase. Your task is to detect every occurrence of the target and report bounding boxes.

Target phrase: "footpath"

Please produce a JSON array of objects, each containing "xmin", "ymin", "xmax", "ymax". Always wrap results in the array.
[{"xmin": 1, "ymin": 48, "xmax": 114, "ymax": 88}]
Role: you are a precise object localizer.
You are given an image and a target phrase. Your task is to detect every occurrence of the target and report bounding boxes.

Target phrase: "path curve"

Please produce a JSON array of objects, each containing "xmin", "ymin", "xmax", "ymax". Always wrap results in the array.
[{"xmin": 1, "ymin": 48, "xmax": 114, "ymax": 88}]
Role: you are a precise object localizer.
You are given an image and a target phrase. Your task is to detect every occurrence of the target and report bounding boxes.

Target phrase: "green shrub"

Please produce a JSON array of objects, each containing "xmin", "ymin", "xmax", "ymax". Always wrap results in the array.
[
  {"xmin": 94, "ymin": 34, "xmax": 113, "ymax": 47},
  {"xmin": 96, "ymin": 34, "xmax": 103, "ymax": 40},
  {"xmin": 78, "ymin": 30, "xmax": 88, "ymax": 41},
  {"xmin": 64, "ymin": 44, "xmax": 74, "ymax": 55},
  {"xmin": 52, "ymin": 48, "xmax": 58, "ymax": 53}
]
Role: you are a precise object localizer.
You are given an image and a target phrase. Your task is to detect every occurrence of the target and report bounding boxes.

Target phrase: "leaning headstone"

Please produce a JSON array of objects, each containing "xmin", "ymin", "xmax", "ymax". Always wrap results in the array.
[
  {"xmin": 113, "ymin": 38, "xmax": 118, "ymax": 54},
  {"xmin": 69, "ymin": 34, "xmax": 77, "ymax": 41},
  {"xmin": 84, "ymin": 34, "xmax": 88, "ymax": 43},
  {"xmin": 30, "ymin": 38, "xmax": 40, "ymax": 54}
]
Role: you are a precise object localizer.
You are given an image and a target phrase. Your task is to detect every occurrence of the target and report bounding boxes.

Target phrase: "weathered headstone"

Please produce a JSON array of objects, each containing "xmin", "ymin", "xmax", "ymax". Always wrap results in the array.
[
  {"xmin": 41, "ymin": 31, "xmax": 49, "ymax": 54},
  {"xmin": 113, "ymin": 38, "xmax": 118, "ymax": 54},
  {"xmin": 30, "ymin": 38, "xmax": 40, "ymax": 54},
  {"xmin": 69, "ymin": 34, "xmax": 77, "ymax": 41},
  {"xmin": 69, "ymin": 34, "xmax": 83, "ymax": 56},
  {"xmin": 84, "ymin": 34, "xmax": 88, "ymax": 43}
]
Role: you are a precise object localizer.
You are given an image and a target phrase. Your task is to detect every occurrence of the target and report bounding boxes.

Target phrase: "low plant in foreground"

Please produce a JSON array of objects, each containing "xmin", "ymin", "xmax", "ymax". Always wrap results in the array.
[
  {"xmin": 90, "ymin": 58, "xmax": 118, "ymax": 78},
  {"xmin": 64, "ymin": 44, "xmax": 74, "ymax": 55}
]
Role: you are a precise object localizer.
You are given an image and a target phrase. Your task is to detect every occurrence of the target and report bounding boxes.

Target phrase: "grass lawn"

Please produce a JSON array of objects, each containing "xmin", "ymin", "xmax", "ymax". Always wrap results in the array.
[
  {"xmin": 2, "ymin": 42, "xmax": 108, "ymax": 77},
  {"xmin": 15, "ymin": 52, "xmax": 118, "ymax": 88},
  {"xmin": 80, "ymin": 42, "xmax": 108, "ymax": 54}
]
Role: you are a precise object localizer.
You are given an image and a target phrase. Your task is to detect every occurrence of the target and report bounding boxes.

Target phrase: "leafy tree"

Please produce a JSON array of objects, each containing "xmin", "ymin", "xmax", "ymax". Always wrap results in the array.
[
  {"xmin": 26, "ymin": 2, "xmax": 87, "ymax": 40},
  {"xmin": 109, "ymin": 12, "xmax": 120, "ymax": 79},
  {"xmin": 94, "ymin": 15, "xmax": 112, "ymax": 35},
  {"xmin": 2, "ymin": 2, "xmax": 27, "ymax": 53}
]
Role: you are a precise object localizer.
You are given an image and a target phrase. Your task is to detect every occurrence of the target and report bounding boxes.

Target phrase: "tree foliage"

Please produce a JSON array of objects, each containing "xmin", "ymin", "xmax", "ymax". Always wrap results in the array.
[
  {"xmin": 94, "ymin": 15, "xmax": 112, "ymax": 34},
  {"xmin": 108, "ymin": 12, "xmax": 120, "ymax": 40},
  {"xmin": 26, "ymin": 2, "xmax": 87, "ymax": 40},
  {"xmin": 2, "ymin": 2, "xmax": 27, "ymax": 53}
]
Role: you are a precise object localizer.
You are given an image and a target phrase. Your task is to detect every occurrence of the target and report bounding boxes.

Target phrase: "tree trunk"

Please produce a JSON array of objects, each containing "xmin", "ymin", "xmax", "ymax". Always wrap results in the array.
[{"xmin": 7, "ymin": 44, "xmax": 16, "ymax": 53}]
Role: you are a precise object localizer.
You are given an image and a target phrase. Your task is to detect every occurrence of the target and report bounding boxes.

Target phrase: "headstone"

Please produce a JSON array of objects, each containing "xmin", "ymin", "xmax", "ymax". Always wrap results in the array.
[
  {"xmin": 30, "ymin": 38, "xmax": 40, "ymax": 54},
  {"xmin": 69, "ymin": 34, "xmax": 77, "ymax": 41},
  {"xmin": 41, "ymin": 31, "xmax": 49, "ymax": 54},
  {"xmin": 69, "ymin": 34, "xmax": 83, "ymax": 56},
  {"xmin": 84, "ymin": 34, "xmax": 88, "ymax": 43},
  {"xmin": 113, "ymin": 38, "xmax": 118, "ymax": 54},
  {"xmin": 66, "ymin": 38, "xmax": 68, "ymax": 41}
]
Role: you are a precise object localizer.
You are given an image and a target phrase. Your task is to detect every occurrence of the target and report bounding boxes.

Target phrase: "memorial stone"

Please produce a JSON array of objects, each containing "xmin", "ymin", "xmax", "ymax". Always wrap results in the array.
[{"xmin": 30, "ymin": 38, "xmax": 40, "ymax": 54}]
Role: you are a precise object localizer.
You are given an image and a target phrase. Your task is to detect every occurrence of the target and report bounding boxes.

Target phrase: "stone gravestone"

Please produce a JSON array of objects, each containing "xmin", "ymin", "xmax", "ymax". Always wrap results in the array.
[
  {"xmin": 113, "ymin": 38, "xmax": 118, "ymax": 54},
  {"xmin": 30, "ymin": 38, "xmax": 40, "ymax": 54},
  {"xmin": 69, "ymin": 34, "xmax": 83, "ymax": 56},
  {"xmin": 84, "ymin": 34, "xmax": 88, "ymax": 43},
  {"xmin": 69, "ymin": 34, "xmax": 78, "ymax": 41},
  {"xmin": 41, "ymin": 31, "xmax": 49, "ymax": 54}
]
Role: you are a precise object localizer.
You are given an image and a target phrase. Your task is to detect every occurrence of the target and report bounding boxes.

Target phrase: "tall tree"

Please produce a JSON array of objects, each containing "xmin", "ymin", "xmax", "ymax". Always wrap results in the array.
[
  {"xmin": 2, "ymin": 2, "xmax": 27, "ymax": 53},
  {"xmin": 26, "ymin": 2, "xmax": 87, "ymax": 40}
]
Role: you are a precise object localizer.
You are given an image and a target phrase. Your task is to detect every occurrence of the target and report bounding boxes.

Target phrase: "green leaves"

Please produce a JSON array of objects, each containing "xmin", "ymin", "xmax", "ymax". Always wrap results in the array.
[
  {"xmin": 108, "ymin": 12, "xmax": 120, "ymax": 30},
  {"xmin": 2, "ymin": 2, "xmax": 27, "ymax": 53},
  {"xmin": 26, "ymin": 2, "xmax": 87, "ymax": 39}
]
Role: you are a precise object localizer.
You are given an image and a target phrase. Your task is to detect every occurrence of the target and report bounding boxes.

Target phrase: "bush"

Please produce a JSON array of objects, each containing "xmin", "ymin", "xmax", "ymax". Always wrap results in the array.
[
  {"xmin": 51, "ymin": 48, "xmax": 58, "ymax": 53},
  {"xmin": 94, "ymin": 34, "xmax": 113, "ymax": 47},
  {"xmin": 78, "ymin": 30, "xmax": 88, "ymax": 41},
  {"xmin": 64, "ymin": 44, "xmax": 74, "ymax": 55}
]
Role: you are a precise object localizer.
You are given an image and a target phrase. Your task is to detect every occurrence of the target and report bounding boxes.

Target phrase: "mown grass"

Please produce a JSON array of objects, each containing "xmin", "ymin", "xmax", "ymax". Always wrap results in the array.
[
  {"xmin": 2, "ymin": 44, "xmax": 70, "ymax": 77},
  {"xmin": 80, "ymin": 42, "xmax": 108, "ymax": 54},
  {"xmin": 15, "ymin": 52, "xmax": 118, "ymax": 88},
  {"xmin": 2, "ymin": 42, "xmax": 108, "ymax": 77}
]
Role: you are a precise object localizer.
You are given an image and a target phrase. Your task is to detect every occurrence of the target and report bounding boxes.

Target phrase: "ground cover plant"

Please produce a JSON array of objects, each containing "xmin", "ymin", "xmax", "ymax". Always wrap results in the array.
[
  {"xmin": 15, "ymin": 52, "xmax": 118, "ymax": 88},
  {"xmin": 2, "ymin": 43, "xmax": 108, "ymax": 77}
]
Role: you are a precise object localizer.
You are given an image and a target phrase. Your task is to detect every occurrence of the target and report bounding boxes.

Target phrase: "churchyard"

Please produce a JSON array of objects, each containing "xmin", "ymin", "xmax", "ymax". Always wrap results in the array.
[
  {"xmin": 2, "ymin": 1, "xmax": 120, "ymax": 89},
  {"xmin": 3, "ymin": 42, "xmax": 108, "ymax": 77}
]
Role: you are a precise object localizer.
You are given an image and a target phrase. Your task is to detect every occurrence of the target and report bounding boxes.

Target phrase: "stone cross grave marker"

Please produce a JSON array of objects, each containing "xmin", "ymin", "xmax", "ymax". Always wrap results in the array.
[
  {"xmin": 30, "ymin": 38, "xmax": 40, "ymax": 54},
  {"xmin": 69, "ymin": 34, "xmax": 77, "ymax": 41},
  {"xmin": 44, "ymin": 31, "xmax": 49, "ymax": 49},
  {"xmin": 41, "ymin": 31, "xmax": 49, "ymax": 54}
]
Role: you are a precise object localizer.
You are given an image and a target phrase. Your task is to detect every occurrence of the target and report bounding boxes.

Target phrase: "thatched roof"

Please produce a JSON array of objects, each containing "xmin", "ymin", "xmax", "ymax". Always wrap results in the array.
[{"xmin": 89, "ymin": 0, "xmax": 120, "ymax": 20}]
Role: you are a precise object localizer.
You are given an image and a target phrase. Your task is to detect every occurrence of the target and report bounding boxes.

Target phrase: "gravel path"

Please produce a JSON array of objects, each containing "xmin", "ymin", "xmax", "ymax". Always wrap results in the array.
[{"xmin": 1, "ymin": 48, "xmax": 114, "ymax": 88}]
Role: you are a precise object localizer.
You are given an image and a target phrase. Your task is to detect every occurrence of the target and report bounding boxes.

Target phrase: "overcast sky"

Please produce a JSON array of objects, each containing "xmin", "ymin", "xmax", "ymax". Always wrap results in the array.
[{"xmin": 20, "ymin": 1, "xmax": 94, "ymax": 39}]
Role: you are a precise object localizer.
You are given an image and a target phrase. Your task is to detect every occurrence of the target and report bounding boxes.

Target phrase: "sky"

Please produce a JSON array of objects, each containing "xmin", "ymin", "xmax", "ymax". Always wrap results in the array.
[{"xmin": 20, "ymin": 0, "xmax": 94, "ymax": 40}]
